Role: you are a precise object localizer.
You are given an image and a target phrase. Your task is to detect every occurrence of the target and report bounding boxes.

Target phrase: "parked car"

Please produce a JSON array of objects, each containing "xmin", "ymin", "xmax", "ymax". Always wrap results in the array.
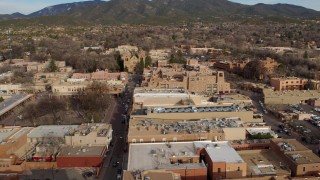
[
  {"xmin": 112, "ymin": 161, "xmax": 120, "ymax": 167},
  {"xmin": 117, "ymin": 168, "xmax": 122, "ymax": 180},
  {"xmin": 82, "ymin": 171, "xmax": 94, "ymax": 178}
]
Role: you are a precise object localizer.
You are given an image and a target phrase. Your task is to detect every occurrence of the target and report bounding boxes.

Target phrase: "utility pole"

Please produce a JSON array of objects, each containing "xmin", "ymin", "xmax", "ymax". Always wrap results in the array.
[{"xmin": 7, "ymin": 29, "xmax": 12, "ymax": 62}]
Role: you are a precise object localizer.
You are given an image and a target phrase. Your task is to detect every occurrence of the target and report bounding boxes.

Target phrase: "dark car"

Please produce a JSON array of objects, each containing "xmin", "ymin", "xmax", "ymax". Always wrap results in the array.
[
  {"xmin": 112, "ymin": 161, "xmax": 120, "ymax": 167},
  {"xmin": 278, "ymin": 124, "xmax": 285, "ymax": 129},
  {"xmin": 277, "ymin": 129, "xmax": 284, "ymax": 133},
  {"xmin": 82, "ymin": 171, "xmax": 94, "ymax": 178}
]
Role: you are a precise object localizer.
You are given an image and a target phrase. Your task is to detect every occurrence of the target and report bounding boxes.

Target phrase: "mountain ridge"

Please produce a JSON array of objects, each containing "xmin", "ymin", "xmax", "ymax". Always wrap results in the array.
[{"xmin": 0, "ymin": 0, "xmax": 319, "ymax": 25}]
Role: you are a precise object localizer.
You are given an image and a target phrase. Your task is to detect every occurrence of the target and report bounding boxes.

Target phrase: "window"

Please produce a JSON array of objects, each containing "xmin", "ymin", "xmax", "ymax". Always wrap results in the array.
[
  {"xmin": 237, "ymin": 167, "xmax": 240, "ymax": 171},
  {"xmin": 303, "ymin": 167, "xmax": 306, "ymax": 172},
  {"xmin": 218, "ymin": 168, "xmax": 221, "ymax": 173}
]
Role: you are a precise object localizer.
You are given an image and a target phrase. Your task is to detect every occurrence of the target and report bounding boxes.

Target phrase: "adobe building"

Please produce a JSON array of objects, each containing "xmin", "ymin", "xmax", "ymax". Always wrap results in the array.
[
  {"xmin": 0, "ymin": 124, "xmax": 112, "ymax": 177},
  {"xmin": 142, "ymin": 66, "xmax": 231, "ymax": 94},
  {"xmin": 271, "ymin": 77, "xmax": 320, "ymax": 91},
  {"xmin": 149, "ymin": 49, "xmax": 171, "ymax": 61},
  {"xmin": 64, "ymin": 123, "xmax": 113, "ymax": 147},
  {"xmin": 27, "ymin": 125, "xmax": 79, "ymax": 144},
  {"xmin": 238, "ymin": 149, "xmax": 291, "ymax": 178},
  {"xmin": 51, "ymin": 80, "xmax": 89, "ymax": 96},
  {"xmin": 243, "ymin": 58, "xmax": 279, "ymax": 80},
  {"xmin": 270, "ymin": 139, "xmax": 320, "ymax": 177},
  {"xmin": 126, "ymin": 141, "xmax": 248, "ymax": 180},
  {"xmin": 0, "ymin": 126, "xmax": 33, "ymax": 174},
  {"xmin": 27, "ymin": 60, "xmax": 72, "ymax": 73},
  {"xmin": 56, "ymin": 145, "xmax": 107, "ymax": 169},
  {"xmin": 133, "ymin": 88, "xmax": 253, "ymax": 108},
  {"xmin": 157, "ymin": 60, "xmax": 168, "ymax": 67},
  {"xmin": 126, "ymin": 141, "xmax": 208, "ymax": 180},
  {"xmin": 127, "ymin": 117, "xmax": 246, "ymax": 143},
  {"xmin": 195, "ymin": 141, "xmax": 247, "ymax": 179},
  {"xmin": 52, "ymin": 79, "xmax": 126, "ymax": 96},
  {"xmin": 72, "ymin": 69, "xmax": 128, "ymax": 82},
  {"xmin": 261, "ymin": 57, "xmax": 279, "ymax": 74},
  {"xmin": 123, "ymin": 50, "xmax": 146, "ymax": 73},
  {"xmin": 263, "ymin": 89, "xmax": 320, "ymax": 105},
  {"xmin": 123, "ymin": 170, "xmax": 181, "ymax": 180},
  {"xmin": 186, "ymin": 59, "xmax": 199, "ymax": 67},
  {"xmin": 27, "ymin": 124, "xmax": 112, "ymax": 147},
  {"xmin": 131, "ymin": 104, "xmax": 259, "ymax": 124},
  {"xmin": 0, "ymin": 84, "xmax": 25, "ymax": 95},
  {"xmin": 309, "ymin": 98, "xmax": 320, "ymax": 107},
  {"xmin": 213, "ymin": 60, "xmax": 248, "ymax": 73},
  {"xmin": 270, "ymin": 77, "xmax": 309, "ymax": 91}
]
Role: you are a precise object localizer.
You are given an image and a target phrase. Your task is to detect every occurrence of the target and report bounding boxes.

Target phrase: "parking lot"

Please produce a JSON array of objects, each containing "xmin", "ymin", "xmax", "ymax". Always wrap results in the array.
[{"xmin": 240, "ymin": 89, "xmax": 320, "ymax": 155}]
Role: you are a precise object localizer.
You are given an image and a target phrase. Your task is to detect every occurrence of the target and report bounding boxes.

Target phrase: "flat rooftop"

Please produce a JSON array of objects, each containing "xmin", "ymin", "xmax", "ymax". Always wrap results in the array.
[
  {"xmin": 129, "ymin": 118, "xmax": 242, "ymax": 136},
  {"xmin": 152, "ymin": 106, "xmax": 240, "ymax": 113},
  {"xmin": 10, "ymin": 127, "xmax": 33, "ymax": 140},
  {"xmin": 271, "ymin": 77, "xmax": 302, "ymax": 81},
  {"xmin": 194, "ymin": 141, "xmax": 244, "ymax": 163},
  {"xmin": 272, "ymin": 139, "xmax": 309, "ymax": 152},
  {"xmin": 287, "ymin": 152, "xmax": 320, "ymax": 164},
  {"xmin": 28, "ymin": 125, "xmax": 79, "ymax": 138},
  {"xmin": 52, "ymin": 81, "xmax": 90, "ymax": 86},
  {"xmin": 71, "ymin": 123, "xmax": 111, "ymax": 137},
  {"xmin": 123, "ymin": 170, "xmax": 181, "ymax": 180},
  {"xmin": 128, "ymin": 141, "xmax": 207, "ymax": 171},
  {"xmin": 0, "ymin": 94, "xmax": 33, "ymax": 116},
  {"xmin": 132, "ymin": 104, "xmax": 244, "ymax": 115},
  {"xmin": 239, "ymin": 150, "xmax": 291, "ymax": 176},
  {"xmin": 0, "ymin": 127, "xmax": 20, "ymax": 142},
  {"xmin": 264, "ymin": 89, "xmax": 320, "ymax": 98},
  {"xmin": 134, "ymin": 88, "xmax": 185, "ymax": 95},
  {"xmin": 58, "ymin": 146, "xmax": 105, "ymax": 157},
  {"xmin": 246, "ymin": 128, "xmax": 277, "ymax": 137},
  {"xmin": 216, "ymin": 94, "xmax": 252, "ymax": 103}
]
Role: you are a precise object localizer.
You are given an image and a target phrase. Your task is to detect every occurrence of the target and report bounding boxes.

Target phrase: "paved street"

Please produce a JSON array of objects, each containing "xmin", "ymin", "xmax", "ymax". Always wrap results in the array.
[{"xmin": 99, "ymin": 75, "xmax": 138, "ymax": 180}]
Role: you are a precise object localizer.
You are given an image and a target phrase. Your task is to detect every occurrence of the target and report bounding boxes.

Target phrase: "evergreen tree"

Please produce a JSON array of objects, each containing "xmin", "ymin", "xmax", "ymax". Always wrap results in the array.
[
  {"xmin": 303, "ymin": 51, "xmax": 308, "ymax": 59},
  {"xmin": 47, "ymin": 59, "xmax": 58, "ymax": 72},
  {"xmin": 145, "ymin": 56, "xmax": 152, "ymax": 68},
  {"xmin": 136, "ymin": 59, "xmax": 145, "ymax": 74},
  {"xmin": 114, "ymin": 51, "xmax": 123, "ymax": 71}
]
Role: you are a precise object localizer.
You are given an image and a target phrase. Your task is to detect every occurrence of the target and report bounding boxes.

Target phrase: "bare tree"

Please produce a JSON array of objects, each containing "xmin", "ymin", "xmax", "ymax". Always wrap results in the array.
[
  {"xmin": 37, "ymin": 96, "xmax": 66, "ymax": 124},
  {"xmin": 23, "ymin": 103, "xmax": 41, "ymax": 126},
  {"xmin": 70, "ymin": 82, "xmax": 114, "ymax": 122}
]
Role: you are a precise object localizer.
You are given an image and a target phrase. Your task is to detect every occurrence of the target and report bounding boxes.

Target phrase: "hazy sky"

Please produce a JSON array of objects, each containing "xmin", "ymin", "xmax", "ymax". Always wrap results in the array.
[
  {"xmin": 230, "ymin": 0, "xmax": 320, "ymax": 10},
  {"xmin": 0, "ymin": 0, "xmax": 319, "ymax": 15}
]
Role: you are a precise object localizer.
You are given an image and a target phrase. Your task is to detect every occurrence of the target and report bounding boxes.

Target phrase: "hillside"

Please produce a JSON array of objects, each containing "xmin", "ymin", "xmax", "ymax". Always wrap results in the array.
[
  {"xmin": 0, "ymin": 0, "xmax": 319, "ymax": 25},
  {"xmin": 29, "ymin": 0, "xmax": 105, "ymax": 17}
]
